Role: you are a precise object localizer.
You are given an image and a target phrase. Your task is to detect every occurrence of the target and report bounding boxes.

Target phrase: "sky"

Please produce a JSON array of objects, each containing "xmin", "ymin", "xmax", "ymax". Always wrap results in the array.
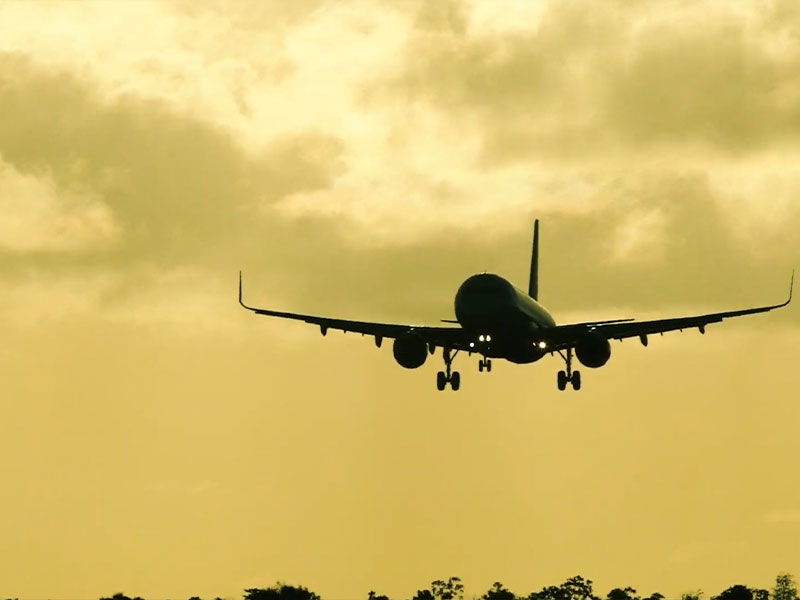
[{"xmin": 0, "ymin": 0, "xmax": 799, "ymax": 598}]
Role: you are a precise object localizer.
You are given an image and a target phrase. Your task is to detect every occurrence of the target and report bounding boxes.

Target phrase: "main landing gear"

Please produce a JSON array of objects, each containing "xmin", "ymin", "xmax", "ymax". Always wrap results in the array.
[
  {"xmin": 557, "ymin": 347, "xmax": 581, "ymax": 391},
  {"xmin": 478, "ymin": 357, "xmax": 492, "ymax": 372},
  {"xmin": 437, "ymin": 348, "xmax": 460, "ymax": 391}
]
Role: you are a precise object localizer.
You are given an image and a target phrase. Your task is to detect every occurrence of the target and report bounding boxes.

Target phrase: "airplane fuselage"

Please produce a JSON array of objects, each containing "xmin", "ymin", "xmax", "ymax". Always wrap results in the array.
[{"xmin": 454, "ymin": 273, "xmax": 556, "ymax": 363}]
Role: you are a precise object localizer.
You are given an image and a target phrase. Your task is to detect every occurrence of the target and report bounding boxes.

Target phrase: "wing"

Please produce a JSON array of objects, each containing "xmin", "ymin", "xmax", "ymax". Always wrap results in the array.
[
  {"xmin": 545, "ymin": 272, "xmax": 794, "ymax": 348},
  {"xmin": 238, "ymin": 272, "xmax": 472, "ymax": 350}
]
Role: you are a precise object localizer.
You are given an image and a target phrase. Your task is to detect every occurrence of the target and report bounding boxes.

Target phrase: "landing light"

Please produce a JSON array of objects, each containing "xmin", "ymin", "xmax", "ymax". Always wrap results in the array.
[
  {"xmin": 469, "ymin": 342, "xmax": 475, "ymax": 348},
  {"xmin": 486, "ymin": 334, "xmax": 492, "ymax": 342},
  {"xmin": 478, "ymin": 335, "xmax": 484, "ymax": 342},
  {"xmin": 538, "ymin": 341, "xmax": 547, "ymax": 349}
]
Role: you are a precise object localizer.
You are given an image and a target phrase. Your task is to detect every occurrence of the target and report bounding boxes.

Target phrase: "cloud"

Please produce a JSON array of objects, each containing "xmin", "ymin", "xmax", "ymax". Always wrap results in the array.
[
  {"xmin": 374, "ymin": 0, "xmax": 800, "ymax": 160},
  {"xmin": 605, "ymin": 12, "xmax": 800, "ymax": 151},
  {"xmin": 4, "ymin": 0, "xmax": 798, "ymax": 254},
  {"xmin": 0, "ymin": 54, "xmax": 344, "ymax": 264},
  {"xmin": 0, "ymin": 1, "xmax": 796, "ymax": 332},
  {"xmin": 0, "ymin": 0, "xmax": 410, "ymax": 151},
  {"xmin": 0, "ymin": 156, "xmax": 118, "ymax": 253}
]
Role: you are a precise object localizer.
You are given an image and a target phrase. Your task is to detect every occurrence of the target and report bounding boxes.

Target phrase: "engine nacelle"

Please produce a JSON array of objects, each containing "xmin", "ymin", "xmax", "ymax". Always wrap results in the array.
[
  {"xmin": 392, "ymin": 333, "xmax": 428, "ymax": 369},
  {"xmin": 575, "ymin": 333, "xmax": 611, "ymax": 368}
]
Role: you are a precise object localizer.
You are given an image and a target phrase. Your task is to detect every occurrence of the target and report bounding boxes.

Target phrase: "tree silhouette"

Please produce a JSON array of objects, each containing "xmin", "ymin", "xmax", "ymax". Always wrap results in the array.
[
  {"xmin": 89, "ymin": 569, "xmax": 799, "ymax": 600},
  {"xmin": 244, "ymin": 583, "xmax": 321, "ymax": 600},
  {"xmin": 774, "ymin": 574, "xmax": 799, "ymax": 600},
  {"xmin": 712, "ymin": 585, "xmax": 772, "ymax": 600},
  {"xmin": 607, "ymin": 588, "xmax": 639, "ymax": 600},
  {"xmin": 481, "ymin": 581, "xmax": 517, "ymax": 600},
  {"xmin": 431, "ymin": 577, "xmax": 464, "ymax": 600},
  {"xmin": 529, "ymin": 576, "xmax": 599, "ymax": 600}
]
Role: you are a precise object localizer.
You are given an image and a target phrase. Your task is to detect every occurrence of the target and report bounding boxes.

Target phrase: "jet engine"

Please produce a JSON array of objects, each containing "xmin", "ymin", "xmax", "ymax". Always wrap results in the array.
[
  {"xmin": 575, "ymin": 332, "xmax": 611, "ymax": 368},
  {"xmin": 392, "ymin": 333, "xmax": 428, "ymax": 369}
]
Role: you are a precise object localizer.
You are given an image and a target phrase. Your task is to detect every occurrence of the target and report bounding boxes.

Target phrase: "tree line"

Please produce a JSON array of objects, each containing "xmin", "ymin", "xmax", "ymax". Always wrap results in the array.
[{"xmin": 20, "ymin": 572, "xmax": 794, "ymax": 600}]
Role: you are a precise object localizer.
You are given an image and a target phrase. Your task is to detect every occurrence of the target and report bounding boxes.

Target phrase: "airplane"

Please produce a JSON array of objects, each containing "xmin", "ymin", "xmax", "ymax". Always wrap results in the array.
[{"xmin": 239, "ymin": 220, "xmax": 793, "ymax": 391}]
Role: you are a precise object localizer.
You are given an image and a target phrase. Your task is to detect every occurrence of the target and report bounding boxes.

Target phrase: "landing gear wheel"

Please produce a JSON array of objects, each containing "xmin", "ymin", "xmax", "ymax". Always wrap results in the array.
[
  {"xmin": 436, "ymin": 371, "xmax": 447, "ymax": 391},
  {"xmin": 571, "ymin": 370, "xmax": 581, "ymax": 391},
  {"xmin": 478, "ymin": 360, "xmax": 484, "ymax": 372},
  {"xmin": 486, "ymin": 359, "xmax": 492, "ymax": 372},
  {"xmin": 451, "ymin": 371, "xmax": 461, "ymax": 391},
  {"xmin": 437, "ymin": 347, "xmax": 461, "ymax": 390},
  {"xmin": 557, "ymin": 370, "xmax": 567, "ymax": 391}
]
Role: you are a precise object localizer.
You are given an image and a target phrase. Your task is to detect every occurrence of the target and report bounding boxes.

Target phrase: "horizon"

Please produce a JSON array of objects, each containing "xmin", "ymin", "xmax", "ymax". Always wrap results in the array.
[{"xmin": 4, "ymin": 573, "xmax": 796, "ymax": 600}]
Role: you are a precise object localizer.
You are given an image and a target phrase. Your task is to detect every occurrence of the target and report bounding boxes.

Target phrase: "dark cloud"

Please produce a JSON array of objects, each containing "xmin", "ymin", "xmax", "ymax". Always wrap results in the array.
[
  {"xmin": 605, "ymin": 19, "xmax": 799, "ymax": 151},
  {"xmin": 364, "ymin": 2, "xmax": 623, "ymax": 162},
  {"xmin": 0, "ymin": 53, "xmax": 343, "ymax": 272},
  {"xmin": 369, "ymin": 1, "xmax": 800, "ymax": 163}
]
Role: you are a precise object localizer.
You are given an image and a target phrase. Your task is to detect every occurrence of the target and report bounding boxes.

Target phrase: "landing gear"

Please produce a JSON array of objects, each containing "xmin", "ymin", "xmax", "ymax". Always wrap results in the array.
[
  {"xmin": 478, "ymin": 358, "xmax": 492, "ymax": 372},
  {"xmin": 436, "ymin": 347, "xmax": 461, "ymax": 391},
  {"xmin": 556, "ymin": 347, "xmax": 581, "ymax": 391}
]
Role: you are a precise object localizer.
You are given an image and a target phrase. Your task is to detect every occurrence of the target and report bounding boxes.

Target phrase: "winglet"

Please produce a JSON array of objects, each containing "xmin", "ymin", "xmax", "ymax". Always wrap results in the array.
[{"xmin": 775, "ymin": 269, "xmax": 794, "ymax": 309}]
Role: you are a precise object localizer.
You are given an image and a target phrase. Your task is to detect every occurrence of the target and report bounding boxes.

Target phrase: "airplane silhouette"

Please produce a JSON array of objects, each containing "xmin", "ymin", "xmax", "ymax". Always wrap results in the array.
[{"xmin": 239, "ymin": 220, "xmax": 793, "ymax": 391}]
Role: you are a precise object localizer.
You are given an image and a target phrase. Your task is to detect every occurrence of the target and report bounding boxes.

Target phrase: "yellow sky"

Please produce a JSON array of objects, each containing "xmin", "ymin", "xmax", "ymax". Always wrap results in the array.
[{"xmin": 0, "ymin": 1, "xmax": 799, "ymax": 598}]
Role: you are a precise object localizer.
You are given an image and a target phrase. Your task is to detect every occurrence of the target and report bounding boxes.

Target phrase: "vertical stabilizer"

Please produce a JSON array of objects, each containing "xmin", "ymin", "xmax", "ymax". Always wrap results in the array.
[{"xmin": 528, "ymin": 219, "xmax": 539, "ymax": 300}]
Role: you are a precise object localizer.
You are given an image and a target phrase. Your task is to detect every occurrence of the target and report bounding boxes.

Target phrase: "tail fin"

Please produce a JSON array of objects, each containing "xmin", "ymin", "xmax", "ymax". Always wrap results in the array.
[{"xmin": 528, "ymin": 219, "xmax": 539, "ymax": 300}]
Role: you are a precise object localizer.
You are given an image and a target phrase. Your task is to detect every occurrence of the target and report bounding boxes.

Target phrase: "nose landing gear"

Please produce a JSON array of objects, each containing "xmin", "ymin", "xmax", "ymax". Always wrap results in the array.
[
  {"xmin": 437, "ymin": 347, "xmax": 461, "ymax": 391},
  {"xmin": 557, "ymin": 347, "xmax": 581, "ymax": 391},
  {"xmin": 478, "ymin": 358, "xmax": 492, "ymax": 372}
]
